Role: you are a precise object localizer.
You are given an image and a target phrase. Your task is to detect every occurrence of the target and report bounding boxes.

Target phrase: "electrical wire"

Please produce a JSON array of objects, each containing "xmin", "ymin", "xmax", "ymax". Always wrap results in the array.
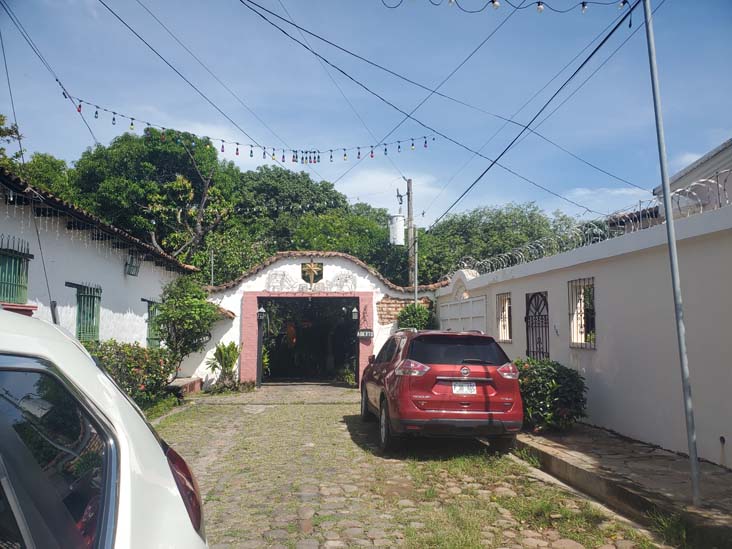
[
  {"xmin": 241, "ymin": 0, "xmax": 602, "ymax": 215},
  {"xmin": 430, "ymin": 0, "xmax": 642, "ymax": 226},
  {"xmin": 133, "ymin": 0, "xmax": 290, "ymax": 149},
  {"xmin": 0, "ymin": 0, "xmax": 98, "ymax": 145},
  {"xmin": 240, "ymin": 0, "xmax": 638, "ymax": 191},
  {"xmin": 0, "ymin": 24, "xmax": 56, "ymax": 320}
]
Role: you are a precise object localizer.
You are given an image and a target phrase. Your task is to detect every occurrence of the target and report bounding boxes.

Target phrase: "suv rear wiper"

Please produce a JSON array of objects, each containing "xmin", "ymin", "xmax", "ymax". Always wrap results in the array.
[{"xmin": 461, "ymin": 358, "xmax": 494, "ymax": 365}]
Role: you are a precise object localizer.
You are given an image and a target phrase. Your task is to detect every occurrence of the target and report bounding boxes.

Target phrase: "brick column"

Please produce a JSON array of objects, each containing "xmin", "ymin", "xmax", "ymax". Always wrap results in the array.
[
  {"xmin": 356, "ymin": 292, "xmax": 374, "ymax": 388},
  {"xmin": 240, "ymin": 293, "xmax": 259, "ymax": 383}
]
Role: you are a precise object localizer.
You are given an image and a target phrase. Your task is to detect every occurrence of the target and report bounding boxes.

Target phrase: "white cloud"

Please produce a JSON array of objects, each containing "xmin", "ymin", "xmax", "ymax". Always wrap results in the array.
[
  {"xmin": 561, "ymin": 186, "xmax": 654, "ymax": 217},
  {"xmin": 671, "ymin": 152, "xmax": 702, "ymax": 172}
]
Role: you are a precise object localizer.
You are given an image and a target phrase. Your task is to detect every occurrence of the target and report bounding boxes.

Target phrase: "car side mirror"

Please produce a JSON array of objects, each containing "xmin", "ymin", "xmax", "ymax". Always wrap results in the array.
[{"xmin": 368, "ymin": 354, "xmax": 376, "ymax": 364}]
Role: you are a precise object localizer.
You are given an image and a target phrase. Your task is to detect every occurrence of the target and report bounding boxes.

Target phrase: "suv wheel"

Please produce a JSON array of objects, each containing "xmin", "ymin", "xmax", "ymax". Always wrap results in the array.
[
  {"xmin": 379, "ymin": 400, "xmax": 398, "ymax": 452},
  {"xmin": 360, "ymin": 387, "xmax": 375, "ymax": 422}
]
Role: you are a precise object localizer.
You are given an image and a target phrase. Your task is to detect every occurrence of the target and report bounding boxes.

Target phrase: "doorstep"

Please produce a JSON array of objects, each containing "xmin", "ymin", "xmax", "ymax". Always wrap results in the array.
[
  {"xmin": 516, "ymin": 424, "xmax": 732, "ymax": 548},
  {"xmin": 168, "ymin": 376, "xmax": 202, "ymax": 395}
]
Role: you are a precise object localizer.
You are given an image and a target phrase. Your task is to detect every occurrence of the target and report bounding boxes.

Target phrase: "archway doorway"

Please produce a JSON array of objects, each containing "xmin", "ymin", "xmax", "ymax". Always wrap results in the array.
[{"xmin": 259, "ymin": 296, "xmax": 360, "ymax": 384}]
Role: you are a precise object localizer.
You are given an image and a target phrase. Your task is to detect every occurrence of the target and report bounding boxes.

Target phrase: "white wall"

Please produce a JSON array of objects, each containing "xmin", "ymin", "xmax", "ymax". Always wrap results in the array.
[
  {"xmin": 1, "ymin": 202, "xmax": 178, "ymax": 344},
  {"xmin": 437, "ymin": 207, "xmax": 732, "ymax": 466}
]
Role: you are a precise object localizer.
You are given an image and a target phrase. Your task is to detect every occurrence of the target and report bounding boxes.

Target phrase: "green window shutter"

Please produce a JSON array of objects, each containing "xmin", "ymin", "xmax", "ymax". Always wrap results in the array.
[
  {"xmin": 73, "ymin": 284, "xmax": 102, "ymax": 342},
  {"xmin": 147, "ymin": 301, "xmax": 160, "ymax": 348},
  {"xmin": 0, "ymin": 236, "xmax": 31, "ymax": 304}
]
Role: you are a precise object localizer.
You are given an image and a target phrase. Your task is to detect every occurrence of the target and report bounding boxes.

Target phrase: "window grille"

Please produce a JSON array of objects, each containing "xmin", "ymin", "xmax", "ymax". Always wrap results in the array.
[
  {"xmin": 0, "ymin": 235, "xmax": 32, "ymax": 304},
  {"xmin": 67, "ymin": 282, "xmax": 102, "ymax": 342},
  {"xmin": 568, "ymin": 277, "xmax": 596, "ymax": 349},
  {"xmin": 145, "ymin": 299, "xmax": 161, "ymax": 348},
  {"xmin": 496, "ymin": 292, "xmax": 512, "ymax": 342}
]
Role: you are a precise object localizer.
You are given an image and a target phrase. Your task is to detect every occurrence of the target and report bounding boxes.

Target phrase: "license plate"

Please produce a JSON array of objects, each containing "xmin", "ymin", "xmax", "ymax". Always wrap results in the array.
[{"xmin": 452, "ymin": 382, "xmax": 476, "ymax": 395}]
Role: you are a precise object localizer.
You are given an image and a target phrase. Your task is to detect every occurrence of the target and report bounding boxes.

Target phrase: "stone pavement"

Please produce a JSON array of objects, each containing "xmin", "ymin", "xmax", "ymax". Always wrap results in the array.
[
  {"xmin": 156, "ymin": 383, "xmax": 660, "ymax": 548},
  {"xmin": 518, "ymin": 425, "xmax": 732, "ymax": 547}
]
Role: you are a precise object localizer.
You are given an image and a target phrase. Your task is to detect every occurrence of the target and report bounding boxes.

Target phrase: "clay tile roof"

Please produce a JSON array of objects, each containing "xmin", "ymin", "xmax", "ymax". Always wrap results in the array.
[
  {"xmin": 205, "ymin": 250, "xmax": 449, "ymax": 294},
  {"xmin": 0, "ymin": 167, "xmax": 197, "ymax": 273},
  {"xmin": 216, "ymin": 305, "xmax": 236, "ymax": 320}
]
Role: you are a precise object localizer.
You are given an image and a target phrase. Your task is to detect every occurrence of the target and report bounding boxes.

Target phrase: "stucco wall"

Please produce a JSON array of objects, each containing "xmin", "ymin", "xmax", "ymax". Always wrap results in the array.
[
  {"xmin": 436, "ymin": 207, "xmax": 732, "ymax": 466},
  {"xmin": 181, "ymin": 255, "xmax": 432, "ymax": 384},
  {"xmin": 2, "ymin": 203, "xmax": 178, "ymax": 344}
]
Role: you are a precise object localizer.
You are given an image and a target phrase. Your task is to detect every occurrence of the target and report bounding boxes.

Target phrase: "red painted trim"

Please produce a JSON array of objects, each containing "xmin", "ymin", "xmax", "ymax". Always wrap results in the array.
[
  {"xmin": 239, "ymin": 291, "xmax": 374, "ymax": 388},
  {"xmin": 0, "ymin": 303, "xmax": 38, "ymax": 317}
]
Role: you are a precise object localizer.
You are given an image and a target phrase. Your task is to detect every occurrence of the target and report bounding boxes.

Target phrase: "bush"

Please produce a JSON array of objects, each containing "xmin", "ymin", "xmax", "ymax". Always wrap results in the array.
[
  {"xmin": 397, "ymin": 303, "xmax": 436, "ymax": 330},
  {"xmin": 206, "ymin": 342, "xmax": 240, "ymax": 391},
  {"xmin": 335, "ymin": 368, "xmax": 357, "ymax": 387},
  {"xmin": 515, "ymin": 357, "xmax": 587, "ymax": 431},
  {"xmin": 84, "ymin": 340, "xmax": 176, "ymax": 408}
]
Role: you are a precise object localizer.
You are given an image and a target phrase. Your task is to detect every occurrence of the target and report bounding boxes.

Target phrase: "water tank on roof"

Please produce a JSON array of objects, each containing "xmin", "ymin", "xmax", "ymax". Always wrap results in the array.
[{"xmin": 388, "ymin": 214, "xmax": 405, "ymax": 245}]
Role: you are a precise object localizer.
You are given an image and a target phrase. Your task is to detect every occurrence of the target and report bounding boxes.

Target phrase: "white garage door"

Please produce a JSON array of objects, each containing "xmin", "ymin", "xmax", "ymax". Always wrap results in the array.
[{"xmin": 438, "ymin": 296, "xmax": 487, "ymax": 332}]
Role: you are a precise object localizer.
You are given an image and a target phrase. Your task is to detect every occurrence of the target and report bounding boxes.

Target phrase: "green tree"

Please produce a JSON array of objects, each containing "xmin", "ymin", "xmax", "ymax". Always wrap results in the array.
[
  {"xmin": 0, "ymin": 114, "xmax": 23, "ymax": 170},
  {"xmin": 153, "ymin": 277, "xmax": 219, "ymax": 367},
  {"xmin": 397, "ymin": 303, "xmax": 436, "ymax": 330}
]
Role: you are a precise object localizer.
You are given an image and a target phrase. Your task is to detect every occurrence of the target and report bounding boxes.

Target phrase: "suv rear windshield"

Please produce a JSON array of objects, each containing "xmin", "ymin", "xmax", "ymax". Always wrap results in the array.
[{"xmin": 408, "ymin": 335, "xmax": 509, "ymax": 365}]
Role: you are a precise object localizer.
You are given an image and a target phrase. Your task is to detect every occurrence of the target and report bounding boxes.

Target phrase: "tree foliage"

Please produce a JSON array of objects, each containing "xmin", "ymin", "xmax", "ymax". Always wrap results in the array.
[{"xmin": 397, "ymin": 303, "xmax": 436, "ymax": 330}]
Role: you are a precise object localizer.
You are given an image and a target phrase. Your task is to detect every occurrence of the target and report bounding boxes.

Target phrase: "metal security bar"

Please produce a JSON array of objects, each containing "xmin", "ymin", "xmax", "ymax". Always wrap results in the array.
[
  {"xmin": 67, "ymin": 282, "xmax": 102, "ymax": 342},
  {"xmin": 0, "ymin": 235, "xmax": 32, "ymax": 304},
  {"xmin": 525, "ymin": 292, "xmax": 550, "ymax": 360},
  {"xmin": 496, "ymin": 292, "xmax": 512, "ymax": 342},
  {"xmin": 146, "ymin": 300, "xmax": 160, "ymax": 348},
  {"xmin": 568, "ymin": 277, "xmax": 596, "ymax": 349}
]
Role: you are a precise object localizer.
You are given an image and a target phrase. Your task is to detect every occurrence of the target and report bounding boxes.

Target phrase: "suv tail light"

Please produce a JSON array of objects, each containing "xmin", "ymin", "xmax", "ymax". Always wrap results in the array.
[
  {"xmin": 497, "ymin": 362, "xmax": 519, "ymax": 380},
  {"xmin": 162, "ymin": 441, "xmax": 205, "ymax": 538},
  {"xmin": 395, "ymin": 359, "xmax": 430, "ymax": 376}
]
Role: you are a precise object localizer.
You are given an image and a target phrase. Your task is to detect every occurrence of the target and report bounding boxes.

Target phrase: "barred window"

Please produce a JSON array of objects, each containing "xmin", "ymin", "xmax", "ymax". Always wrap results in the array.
[
  {"xmin": 144, "ymin": 299, "xmax": 161, "ymax": 348},
  {"xmin": 496, "ymin": 292, "xmax": 512, "ymax": 342},
  {"xmin": 66, "ymin": 282, "xmax": 102, "ymax": 342},
  {"xmin": 0, "ymin": 235, "xmax": 32, "ymax": 305},
  {"xmin": 568, "ymin": 278, "xmax": 596, "ymax": 349}
]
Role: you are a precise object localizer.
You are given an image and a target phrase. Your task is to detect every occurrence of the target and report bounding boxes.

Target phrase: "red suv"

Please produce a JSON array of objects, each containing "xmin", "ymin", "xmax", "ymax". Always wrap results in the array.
[{"xmin": 361, "ymin": 330, "xmax": 523, "ymax": 451}]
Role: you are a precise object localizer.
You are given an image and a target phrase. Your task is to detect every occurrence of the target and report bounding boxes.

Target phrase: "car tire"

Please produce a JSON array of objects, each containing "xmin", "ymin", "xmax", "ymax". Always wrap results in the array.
[
  {"xmin": 360, "ymin": 387, "xmax": 375, "ymax": 422},
  {"xmin": 489, "ymin": 435, "xmax": 516, "ymax": 453},
  {"xmin": 378, "ymin": 399, "xmax": 399, "ymax": 452}
]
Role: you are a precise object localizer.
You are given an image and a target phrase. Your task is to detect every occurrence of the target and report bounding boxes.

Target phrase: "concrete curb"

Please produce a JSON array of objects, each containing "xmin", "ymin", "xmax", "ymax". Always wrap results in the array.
[{"xmin": 516, "ymin": 436, "xmax": 732, "ymax": 549}]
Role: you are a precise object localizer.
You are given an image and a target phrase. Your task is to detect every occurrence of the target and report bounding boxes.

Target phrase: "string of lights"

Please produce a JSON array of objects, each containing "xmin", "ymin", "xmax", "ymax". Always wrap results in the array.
[
  {"xmin": 0, "ymin": 0, "xmax": 99, "ymax": 145},
  {"xmin": 241, "ymin": 0, "xmax": 637, "ymax": 190},
  {"xmin": 71, "ymin": 96, "xmax": 436, "ymax": 164},
  {"xmin": 384, "ymin": 0, "xmax": 630, "ymax": 14},
  {"xmin": 241, "ymin": 0, "xmax": 616, "ymax": 214},
  {"xmin": 430, "ymin": 0, "xmax": 641, "ymax": 227}
]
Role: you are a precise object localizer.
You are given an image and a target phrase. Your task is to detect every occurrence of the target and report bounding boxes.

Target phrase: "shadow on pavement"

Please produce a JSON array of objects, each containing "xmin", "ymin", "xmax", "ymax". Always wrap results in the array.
[{"xmin": 342, "ymin": 413, "xmax": 495, "ymax": 461}]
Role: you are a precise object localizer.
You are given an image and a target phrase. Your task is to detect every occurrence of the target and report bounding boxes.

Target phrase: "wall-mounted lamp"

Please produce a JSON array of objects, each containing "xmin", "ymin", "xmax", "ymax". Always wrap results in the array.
[
  {"xmin": 351, "ymin": 306, "xmax": 359, "ymax": 321},
  {"xmin": 125, "ymin": 252, "xmax": 141, "ymax": 276},
  {"xmin": 257, "ymin": 307, "xmax": 266, "ymax": 321}
]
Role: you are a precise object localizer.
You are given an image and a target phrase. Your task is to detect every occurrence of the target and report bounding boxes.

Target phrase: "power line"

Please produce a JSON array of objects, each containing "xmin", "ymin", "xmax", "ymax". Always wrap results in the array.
[
  {"xmin": 240, "ymin": 0, "xmax": 603, "ymax": 215},
  {"xmin": 240, "ymin": 0, "xmax": 639, "ymax": 192},
  {"xmin": 0, "ymin": 0, "xmax": 98, "ymax": 144},
  {"xmin": 132, "ymin": 0, "xmax": 290, "ymax": 149},
  {"xmin": 96, "ymin": 0, "xmax": 262, "ymax": 147},
  {"xmin": 431, "ymin": 0, "xmax": 642, "ymax": 226}
]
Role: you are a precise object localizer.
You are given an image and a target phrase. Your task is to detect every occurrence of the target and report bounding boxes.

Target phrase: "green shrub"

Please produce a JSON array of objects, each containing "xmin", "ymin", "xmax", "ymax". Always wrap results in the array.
[
  {"xmin": 335, "ymin": 368, "xmax": 357, "ymax": 387},
  {"xmin": 397, "ymin": 303, "xmax": 436, "ymax": 330},
  {"xmin": 515, "ymin": 357, "xmax": 587, "ymax": 431},
  {"xmin": 206, "ymin": 342, "xmax": 240, "ymax": 391},
  {"xmin": 84, "ymin": 340, "xmax": 176, "ymax": 408}
]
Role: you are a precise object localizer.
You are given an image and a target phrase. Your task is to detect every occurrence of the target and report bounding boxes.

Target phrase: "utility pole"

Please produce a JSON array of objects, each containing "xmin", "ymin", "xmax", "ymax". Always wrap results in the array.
[
  {"xmin": 406, "ymin": 178, "xmax": 415, "ymax": 287},
  {"xmin": 642, "ymin": 0, "xmax": 700, "ymax": 505}
]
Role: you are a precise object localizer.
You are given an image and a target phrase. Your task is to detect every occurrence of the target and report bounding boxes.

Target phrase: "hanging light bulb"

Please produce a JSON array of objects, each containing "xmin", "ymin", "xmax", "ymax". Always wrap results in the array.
[
  {"xmin": 250, "ymin": 145, "xmax": 254, "ymax": 158},
  {"xmin": 221, "ymin": 141, "xmax": 225, "ymax": 153},
  {"xmin": 411, "ymin": 139, "xmax": 415, "ymax": 151},
  {"xmin": 317, "ymin": 152, "xmax": 321, "ymax": 163},
  {"xmin": 536, "ymin": 2, "xmax": 544, "ymax": 13},
  {"xmin": 236, "ymin": 143, "xmax": 240, "ymax": 156},
  {"xmin": 581, "ymin": 1, "xmax": 587, "ymax": 13},
  {"xmin": 397, "ymin": 141, "xmax": 401, "ymax": 153},
  {"xmin": 282, "ymin": 150, "xmax": 286, "ymax": 163},
  {"xmin": 424, "ymin": 137, "xmax": 428, "ymax": 148},
  {"xmin": 271, "ymin": 148, "xmax": 276, "ymax": 160},
  {"xmin": 370, "ymin": 146, "xmax": 374, "ymax": 159},
  {"xmin": 129, "ymin": 119, "xmax": 135, "ymax": 131},
  {"xmin": 619, "ymin": 0, "xmax": 628, "ymax": 8},
  {"xmin": 112, "ymin": 113, "xmax": 117, "ymax": 125},
  {"xmin": 384, "ymin": 145, "xmax": 388, "ymax": 156},
  {"xmin": 94, "ymin": 109, "xmax": 99, "ymax": 119},
  {"xmin": 491, "ymin": 0, "xmax": 500, "ymax": 9},
  {"xmin": 77, "ymin": 103, "xmax": 82, "ymax": 113},
  {"xmin": 292, "ymin": 150, "xmax": 297, "ymax": 163},
  {"xmin": 343, "ymin": 149, "xmax": 348, "ymax": 161},
  {"xmin": 262, "ymin": 147, "xmax": 267, "ymax": 159},
  {"xmin": 329, "ymin": 149, "xmax": 333, "ymax": 162},
  {"xmin": 357, "ymin": 147, "xmax": 361, "ymax": 159}
]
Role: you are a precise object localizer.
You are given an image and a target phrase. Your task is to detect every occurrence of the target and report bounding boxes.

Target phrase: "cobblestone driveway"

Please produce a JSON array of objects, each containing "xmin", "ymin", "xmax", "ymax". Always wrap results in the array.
[{"xmin": 155, "ymin": 384, "xmax": 657, "ymax": 549}]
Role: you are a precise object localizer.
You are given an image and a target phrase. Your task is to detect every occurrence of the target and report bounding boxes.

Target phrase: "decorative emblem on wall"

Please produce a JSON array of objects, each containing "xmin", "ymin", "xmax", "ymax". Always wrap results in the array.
[
  {"xmin": 330, "ymin": 273, "xmax": 357, "ymax": 292},
  {"xmin": 301, "ymin": 261, "xmax": 323, "ymax": 285},
  {"xmin": 265, "ymin": 271, "xmax": 298, "ymax": 292},
  {"xmin": 264, "ymin": 267, "xmax": 357, "ymax": 293}
]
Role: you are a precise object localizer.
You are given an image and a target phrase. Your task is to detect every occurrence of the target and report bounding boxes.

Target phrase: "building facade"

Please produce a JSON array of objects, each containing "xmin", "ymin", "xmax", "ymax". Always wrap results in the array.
[{"xmin": 0, "ymin": 168, "xmax": 193, "ymax": 346}]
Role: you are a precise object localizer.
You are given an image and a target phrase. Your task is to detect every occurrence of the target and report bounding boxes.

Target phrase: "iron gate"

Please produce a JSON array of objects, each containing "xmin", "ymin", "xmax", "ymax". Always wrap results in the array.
[{"xmin": 525, "ymin": 292, "xmax": 549, "ymax": 360}]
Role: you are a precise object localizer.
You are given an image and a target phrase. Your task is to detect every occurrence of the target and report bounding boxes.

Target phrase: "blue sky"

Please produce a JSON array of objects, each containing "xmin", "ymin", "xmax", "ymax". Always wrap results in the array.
[{"xmin": 1, "ymin": 0, "xmax": 730, "ymax": 226}]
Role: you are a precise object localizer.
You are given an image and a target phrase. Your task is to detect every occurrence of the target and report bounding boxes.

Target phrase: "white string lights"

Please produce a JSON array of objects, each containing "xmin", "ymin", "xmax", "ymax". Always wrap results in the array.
[{"xmin": 381, "ymin": 0, "xmax": 631, "ymax": 14}]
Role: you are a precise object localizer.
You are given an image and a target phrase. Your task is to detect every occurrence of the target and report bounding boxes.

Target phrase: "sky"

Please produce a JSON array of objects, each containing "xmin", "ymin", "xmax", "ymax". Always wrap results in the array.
[{"xmin": 1, "ymin": 0, "xmax": 730, "ymax": 227}]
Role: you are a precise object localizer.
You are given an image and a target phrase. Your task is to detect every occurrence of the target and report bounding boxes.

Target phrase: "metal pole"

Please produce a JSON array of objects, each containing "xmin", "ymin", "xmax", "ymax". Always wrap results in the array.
[
  {"xmin": 406, "ymin": 178, "xmax": 414, "ymax": 287},
  {"xmin": 256, "ymin": 315, "xmax": 264, "ymax": 389},
  {"xmin": 642, "ymin": 0, "xmax": 700, "ymax": 505},
  {"xmin": 414, "ymin": 231, "xmax": 419, "ymax": 306}
]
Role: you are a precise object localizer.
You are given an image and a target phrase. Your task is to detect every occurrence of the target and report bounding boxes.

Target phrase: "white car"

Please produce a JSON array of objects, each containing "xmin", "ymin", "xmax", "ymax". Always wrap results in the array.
[{"xmin": 0, "ymin": 310, "xmax": 207, "ymax": 548}]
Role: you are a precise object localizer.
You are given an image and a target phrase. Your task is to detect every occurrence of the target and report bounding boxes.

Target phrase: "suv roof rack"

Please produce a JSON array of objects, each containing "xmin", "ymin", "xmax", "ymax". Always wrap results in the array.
[{"xmin": 396, "ymin": 327, "xmax": 418, "ymax": 333}]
